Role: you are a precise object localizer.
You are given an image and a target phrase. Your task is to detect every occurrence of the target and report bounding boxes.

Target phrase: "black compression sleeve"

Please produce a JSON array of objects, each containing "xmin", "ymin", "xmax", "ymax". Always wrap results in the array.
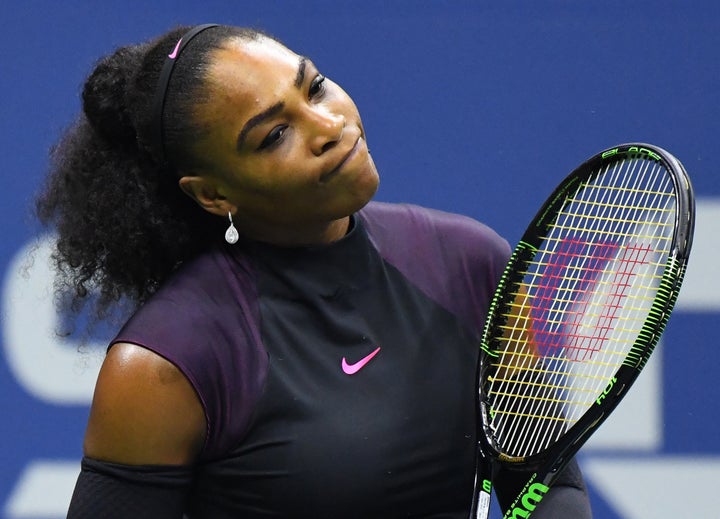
[
  {"xmin": 67, "ymin": 457, "xmax": 194, "ymax": 519},
  {"xmin": 493, "ymin": 457, "xmax": 592, "ymax": 518},
  {"xmin": 529, "ymin": 483, "xmax": 593, "ymax": 519}
]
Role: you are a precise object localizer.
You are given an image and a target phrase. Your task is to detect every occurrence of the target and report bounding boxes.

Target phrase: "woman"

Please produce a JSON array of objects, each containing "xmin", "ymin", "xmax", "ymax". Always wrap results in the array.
[{"xmin": 37, "ymin": 24, "xmax": 591, "ymax": 518}]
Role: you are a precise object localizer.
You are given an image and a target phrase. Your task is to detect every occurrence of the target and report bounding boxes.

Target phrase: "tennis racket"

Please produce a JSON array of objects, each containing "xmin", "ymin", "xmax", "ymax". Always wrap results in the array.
[{"xmin": 468, "ymin": 143, "xmax": 695, "ymax": 519}]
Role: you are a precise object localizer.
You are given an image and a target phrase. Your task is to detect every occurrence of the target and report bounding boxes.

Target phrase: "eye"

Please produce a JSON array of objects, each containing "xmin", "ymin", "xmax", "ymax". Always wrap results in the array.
[
  {"xmin": 309, "ymin": 74, "xmax": 326, "ymax": 100},
  {"xmin": 257, "ymin": 125, "xmax": 288, "ymax": 151}
]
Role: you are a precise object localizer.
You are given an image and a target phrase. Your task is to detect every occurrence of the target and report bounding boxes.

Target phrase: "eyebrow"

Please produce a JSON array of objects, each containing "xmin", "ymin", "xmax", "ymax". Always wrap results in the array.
[
  {"xmin": 236, "ymin": 56, "xmax": 308, "ymax": 151},
  {"xmin": 295, "ymin": 57, "xmax": 307, "ymax": 88}
]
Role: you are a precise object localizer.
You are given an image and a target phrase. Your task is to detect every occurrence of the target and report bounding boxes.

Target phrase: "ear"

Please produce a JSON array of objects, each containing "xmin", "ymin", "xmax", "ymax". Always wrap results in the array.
[{"xmin": 178, "ymin": 175, "xmax": 235, "ymax": 217}]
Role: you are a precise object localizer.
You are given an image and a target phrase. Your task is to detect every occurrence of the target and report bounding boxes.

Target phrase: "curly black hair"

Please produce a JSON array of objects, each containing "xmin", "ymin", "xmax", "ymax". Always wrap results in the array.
[{"xmin": 35, "ymin": 25, "xmax": 264, "ymax": 321}]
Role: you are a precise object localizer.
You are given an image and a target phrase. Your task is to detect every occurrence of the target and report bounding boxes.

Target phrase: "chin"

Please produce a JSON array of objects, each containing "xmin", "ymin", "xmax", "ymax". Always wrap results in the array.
[
  {"xmin": 326, "ymin": 152, "xmax": 379, "ymax": 217},
  {"xmin": 351, "ymin": 164, "xmax": 380, "ymax": 211}
]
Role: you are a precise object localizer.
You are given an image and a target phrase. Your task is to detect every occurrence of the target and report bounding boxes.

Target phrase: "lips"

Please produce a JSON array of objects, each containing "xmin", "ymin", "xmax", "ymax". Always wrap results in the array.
[{"xmin": 320, "ymin": 136, "xmax": 362, "ymax": 183}]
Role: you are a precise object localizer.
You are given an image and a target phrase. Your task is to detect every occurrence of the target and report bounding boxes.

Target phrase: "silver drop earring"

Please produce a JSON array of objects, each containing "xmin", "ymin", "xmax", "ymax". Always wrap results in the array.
[{"xmin": 225, "ymin": 212, "xmax": 239, "ymax": 244}]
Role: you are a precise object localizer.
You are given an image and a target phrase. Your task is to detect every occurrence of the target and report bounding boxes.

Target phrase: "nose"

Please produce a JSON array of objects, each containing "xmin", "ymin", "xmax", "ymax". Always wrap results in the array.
[{"xmin": 306, "ymin": 106, "xmax": 345, "ymax": 156}]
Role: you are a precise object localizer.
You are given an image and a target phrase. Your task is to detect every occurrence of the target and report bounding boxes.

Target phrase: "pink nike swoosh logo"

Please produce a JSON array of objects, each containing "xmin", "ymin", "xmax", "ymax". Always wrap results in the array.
[
  {"xmin": 168, "ymin": 38, "xmax": 183, "ymax": 59},
  {"xmin": 341, "ymin": 347, "xmax": 381, "ymax": 375}
]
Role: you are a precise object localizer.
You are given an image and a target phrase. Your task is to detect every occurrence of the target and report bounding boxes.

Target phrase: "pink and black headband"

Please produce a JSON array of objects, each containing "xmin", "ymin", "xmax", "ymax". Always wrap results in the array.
[{"xmin": 150, "ymin": 23, "xmax": 219, "ymax": 167}]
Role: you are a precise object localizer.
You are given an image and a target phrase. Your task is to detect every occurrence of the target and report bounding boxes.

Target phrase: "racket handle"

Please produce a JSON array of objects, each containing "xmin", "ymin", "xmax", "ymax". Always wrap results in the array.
[
  {"xmin": 470, "ymin": 443, "xmax": 494, "ymax": 519},
  {"xmin": 475, "ymin": 487, "xmax": 492, "ymax": 519}
]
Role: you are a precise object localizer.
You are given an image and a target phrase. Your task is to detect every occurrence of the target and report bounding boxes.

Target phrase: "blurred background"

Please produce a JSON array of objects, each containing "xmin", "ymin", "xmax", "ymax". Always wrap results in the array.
[{"xmin": 1, "ymin": 1, "xmax": 717, "ymax": 517}]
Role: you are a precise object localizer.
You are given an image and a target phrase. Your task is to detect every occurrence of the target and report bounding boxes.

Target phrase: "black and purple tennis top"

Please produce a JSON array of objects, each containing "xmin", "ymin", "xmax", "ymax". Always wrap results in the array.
[{"xmin": 113, "ymin": 201, "xmax": 511, "ymax": 518}]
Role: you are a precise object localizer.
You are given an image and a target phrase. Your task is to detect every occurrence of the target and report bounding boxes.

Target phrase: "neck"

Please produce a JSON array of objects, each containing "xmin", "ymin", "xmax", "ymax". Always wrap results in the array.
[{"xmin": 236, "ymin": 216, "xmax": 351, "ymax": 247}]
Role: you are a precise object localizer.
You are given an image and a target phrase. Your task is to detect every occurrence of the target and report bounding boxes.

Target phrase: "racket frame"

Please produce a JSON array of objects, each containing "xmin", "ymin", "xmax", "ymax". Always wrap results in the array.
[{"xmin": 469, "ymin": 143, "xmax": 695, "ymax": 518}]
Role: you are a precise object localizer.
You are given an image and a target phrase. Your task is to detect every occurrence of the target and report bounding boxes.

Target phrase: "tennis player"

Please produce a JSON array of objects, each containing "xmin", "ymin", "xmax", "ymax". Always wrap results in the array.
[{"xmin": 36, "ymin": 24, "xmax": 591, "ymax": 518}]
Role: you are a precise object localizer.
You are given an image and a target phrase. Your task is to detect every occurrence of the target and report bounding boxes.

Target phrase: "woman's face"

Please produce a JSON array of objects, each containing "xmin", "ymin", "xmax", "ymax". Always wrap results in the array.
[{"xmin": 188, "ymin": 35, "xmax": 379, "ymax": 244}]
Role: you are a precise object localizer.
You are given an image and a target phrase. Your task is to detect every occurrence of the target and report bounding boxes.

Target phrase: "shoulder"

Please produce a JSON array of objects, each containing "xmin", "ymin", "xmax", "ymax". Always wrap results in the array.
[
  {"xmin": 116, "ymin": 245, "xmax": 260, "ymax": 352},
  {"xmin": 358, "ymin": 201, "xmax": 511, "ymax": 333},
  {"xmin": 84, "ymin": 342, "xmax": 206, "ymax": 465},
  {"xmin": 359, "ymin": 201, "xmax": 510, "ymax": 262},
  {"xmin": 112, "ymin": 246, "xmax": 268, "ymax": 460},
  {"xmin": 358, "ymin": 200, "xmax": 510, "ymax": 277}
]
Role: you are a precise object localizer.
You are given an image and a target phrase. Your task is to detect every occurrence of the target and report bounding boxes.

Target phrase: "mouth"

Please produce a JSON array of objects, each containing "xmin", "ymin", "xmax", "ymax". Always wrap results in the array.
[{"xmin": 320, "ymin": 137, "xmax": 362, "ymax": 183}]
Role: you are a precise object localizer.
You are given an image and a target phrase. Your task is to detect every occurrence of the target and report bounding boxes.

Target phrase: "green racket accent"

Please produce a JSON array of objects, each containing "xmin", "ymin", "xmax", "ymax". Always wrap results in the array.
[
  {"xmin": 602, "ymin": 145, "xmax": 663, "ymax": 162},
  {"xmin": 501, "ymin": 473, "xmax": 549, "ymax": 519},
  {"xmin": 480, "ymin": 241, "xmax": 537, "ymax": 358},
  {"xmin": 624, "ymin": 256, "xmax": 687, "ymax": 369}
]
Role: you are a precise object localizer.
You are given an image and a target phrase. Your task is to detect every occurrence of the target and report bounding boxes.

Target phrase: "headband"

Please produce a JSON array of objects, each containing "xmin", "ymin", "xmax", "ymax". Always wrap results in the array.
[{"xmin": 150, "ymin": 23, "xmax": 219, "ymax": 167}]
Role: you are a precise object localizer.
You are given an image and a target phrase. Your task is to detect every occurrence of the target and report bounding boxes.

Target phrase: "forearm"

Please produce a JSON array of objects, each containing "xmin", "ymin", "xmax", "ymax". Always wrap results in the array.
[
  {"xmin": 493, "ymin": 457, "xmax": 592, "ymax": 518},
  {"xmin": 67, "ymin": 457, "xmax": 193, "ymax": 519},
  {"xmin": 529, "ymin": 482, "xmax": 592, "ymax": 518}
]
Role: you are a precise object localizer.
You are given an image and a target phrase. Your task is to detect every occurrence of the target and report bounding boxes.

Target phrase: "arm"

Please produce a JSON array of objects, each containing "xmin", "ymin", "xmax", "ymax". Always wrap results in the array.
[
  {"xmin": 67, "ymin": 343, "xmax": 207, "ymax": 518},
  {"xmin": 493, "ymin": 458, "xmax": 592, "ymax": 518}
]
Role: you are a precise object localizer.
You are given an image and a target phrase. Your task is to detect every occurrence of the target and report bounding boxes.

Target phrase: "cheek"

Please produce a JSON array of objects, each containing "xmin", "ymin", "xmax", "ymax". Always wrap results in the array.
[
  {"xmin": 224, "ymin": 155, "xmax": 308, "ymax": 199},
  {"xmin": 327, "ymin": 81, "xmax": 360, "ymax": 115}
]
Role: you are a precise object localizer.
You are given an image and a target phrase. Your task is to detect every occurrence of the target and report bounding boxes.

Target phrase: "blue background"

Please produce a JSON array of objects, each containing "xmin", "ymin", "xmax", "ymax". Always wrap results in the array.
[{"xmin": 1, "ymin": 1, "xmax": 718, "ymax": 517}]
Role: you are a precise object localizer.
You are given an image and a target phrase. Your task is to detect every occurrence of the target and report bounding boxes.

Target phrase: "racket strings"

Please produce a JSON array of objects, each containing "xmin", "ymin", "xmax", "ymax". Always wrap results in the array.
[
  {"xmin": 518, "ymin": 158, "xmax": 672, "ymax": 452},
  {"xmin": 509, "ymin": 159, "xmax": 673, "ymax": 452},
  {"xmin": 491, "ymin": 161, "xmax": 638, "ymax": 453},
  {"xmin": 486, "ymin": 157, "xmax": 677, "ymax": 457}
]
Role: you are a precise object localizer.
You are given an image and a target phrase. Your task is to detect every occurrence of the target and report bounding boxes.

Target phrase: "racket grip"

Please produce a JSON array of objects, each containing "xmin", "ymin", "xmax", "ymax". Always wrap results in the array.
[
  {"xmin": 470, "ymin": 443, "xmax": 494, "ymax": 519},
  {"xmin": 475, "ymin": 488, "xmax": 492, "ymax": 519}
]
